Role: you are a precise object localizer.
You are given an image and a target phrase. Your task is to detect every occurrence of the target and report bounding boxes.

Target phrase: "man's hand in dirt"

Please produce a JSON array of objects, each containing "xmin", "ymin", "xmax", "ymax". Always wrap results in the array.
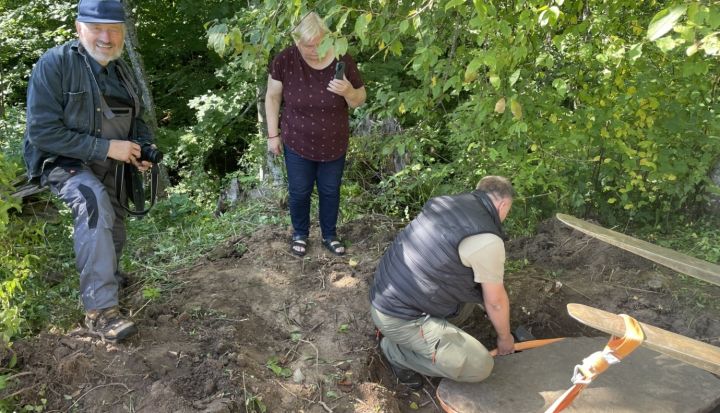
[{"xmin": 496, "ymin": 334, "xmax": 515, "ymax": 356}]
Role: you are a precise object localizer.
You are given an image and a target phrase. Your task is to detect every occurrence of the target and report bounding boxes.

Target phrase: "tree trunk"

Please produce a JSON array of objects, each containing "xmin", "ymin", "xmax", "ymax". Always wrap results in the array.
[
  {"xmin": 121, "ymin": 0, "xmax": 158, "ymax": 131},
  {"xmin": 122, "ymin": 0, "xmax": 170, "ymax": 195},
  {"xmin": 710, "ymin": 160, "xmax": 720, "ymax": 214}
]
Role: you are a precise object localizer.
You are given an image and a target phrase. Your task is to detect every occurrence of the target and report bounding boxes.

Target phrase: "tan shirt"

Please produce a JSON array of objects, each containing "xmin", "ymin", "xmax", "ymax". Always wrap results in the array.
[{"xmin": 458, "ymin": 233, "xmax": 505, "ymax": 284}]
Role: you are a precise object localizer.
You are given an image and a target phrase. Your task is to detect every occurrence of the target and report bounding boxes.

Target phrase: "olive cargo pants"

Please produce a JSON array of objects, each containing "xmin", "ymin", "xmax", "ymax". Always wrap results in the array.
[{"xmin": 371, "ymin": 306, "xmax": 494, "ymax": 382}]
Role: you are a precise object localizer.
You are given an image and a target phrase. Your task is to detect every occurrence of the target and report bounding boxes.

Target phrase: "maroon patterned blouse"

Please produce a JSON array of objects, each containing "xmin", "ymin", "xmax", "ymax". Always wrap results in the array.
[{"xmin": 270, "ymin": 46, "xmax": 364, "ymax": 162}]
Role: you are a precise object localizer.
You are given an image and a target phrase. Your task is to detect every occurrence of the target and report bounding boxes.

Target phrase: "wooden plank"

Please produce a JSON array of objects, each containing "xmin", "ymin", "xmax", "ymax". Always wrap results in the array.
[
  {"xmin": 556, "ymin": 213, "xmax": 720, "ymax": 287},
  {"xmin": 567, "ymin": 303, "xmax": 720, "ymax": 375}
]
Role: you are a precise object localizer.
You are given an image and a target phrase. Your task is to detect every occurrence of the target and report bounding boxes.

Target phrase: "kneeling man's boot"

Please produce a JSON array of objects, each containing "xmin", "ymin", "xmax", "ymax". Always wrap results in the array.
[
  {"xmin": 389, "ymin": 361, "xmax": 424, "ymax": 390},
  {"xmin": 85, "ymin": 306, "xmax": 137, "ymax": 343}
]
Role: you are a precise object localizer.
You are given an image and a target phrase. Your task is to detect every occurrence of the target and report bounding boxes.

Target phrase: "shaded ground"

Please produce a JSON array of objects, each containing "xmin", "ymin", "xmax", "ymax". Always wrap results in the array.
[{"xmin": 4, "ymin": 215, "xmax": 720, "ymax": 412}]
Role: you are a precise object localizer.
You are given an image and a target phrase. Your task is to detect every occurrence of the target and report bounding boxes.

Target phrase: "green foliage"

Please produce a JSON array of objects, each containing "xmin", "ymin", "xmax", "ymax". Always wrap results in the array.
[
  {"xmin": 244, "ymin": 392, "xmax": 267, "ymax": 413},
  {"xmin": 0, "ymin": 1, "xmax": 75, "ymax": 106},
  {"xmin": 0, "ymin": 150, "xmax": 26, "ymax": 351},
  {"xmin": 203, "ymin": 0, "xmax": 719, "ymax": 229},
  {"xmin": 265, "ymin": 355, "xmax": 292, "ymax": 378},
  {"xmin": 638, "ymin": 214, "xmax": 720, "ymax": 264},
  {"xmin": 132, "ymin": 0, "xmax": 235, "ymax": 128},
  {"xmin": 647, "ymin": 3, "xmax": 720, "ymax": 57},
  {"xmin": 0, "ymin": 106, "xmax": 26, "ymax": 159}
]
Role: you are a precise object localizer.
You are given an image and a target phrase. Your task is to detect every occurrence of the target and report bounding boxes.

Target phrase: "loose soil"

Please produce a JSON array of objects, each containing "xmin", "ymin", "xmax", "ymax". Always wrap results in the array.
[{"xmin": 4, "ymin": 215, "xmax": 720, "ymax": 412}]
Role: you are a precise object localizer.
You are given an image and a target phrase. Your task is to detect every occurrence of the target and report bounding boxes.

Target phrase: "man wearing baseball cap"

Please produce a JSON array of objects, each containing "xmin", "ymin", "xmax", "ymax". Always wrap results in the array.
[{"xmin": 23, "ymin": 0, "xmax": 157, "ymax": 343}]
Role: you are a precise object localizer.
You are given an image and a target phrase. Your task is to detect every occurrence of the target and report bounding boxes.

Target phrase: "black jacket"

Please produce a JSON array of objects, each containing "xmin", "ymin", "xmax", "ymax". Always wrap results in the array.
[
  {"xmin": 370, "ymin": 190, "xmax": 506, "ymax": 319},
  {"xmin": 23, "ymin": 40, "xmax": 152, "ymax": 180}
]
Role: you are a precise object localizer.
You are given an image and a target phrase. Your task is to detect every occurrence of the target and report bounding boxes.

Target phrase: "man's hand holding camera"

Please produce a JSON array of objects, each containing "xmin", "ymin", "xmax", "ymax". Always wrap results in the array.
[{"xmin": 107, "ymin": 139, "xmax": 162, "ymax": 172}]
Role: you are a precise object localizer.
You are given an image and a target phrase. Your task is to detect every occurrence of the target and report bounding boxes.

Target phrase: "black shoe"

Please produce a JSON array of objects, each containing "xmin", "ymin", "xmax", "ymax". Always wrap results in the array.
[
  {"xmin": 388, "ymin": 361, "xmax": 424, "ymax": 390},
  {"xmin": 85, "ymin": 306, "xmax": 137, "ymax": 343}
]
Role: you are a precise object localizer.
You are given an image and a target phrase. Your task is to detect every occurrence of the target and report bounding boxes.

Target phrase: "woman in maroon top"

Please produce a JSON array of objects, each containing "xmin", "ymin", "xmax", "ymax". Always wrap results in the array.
[{"xmin": 266, "ymin": 12, "xmax": 366, "ymax": 257}]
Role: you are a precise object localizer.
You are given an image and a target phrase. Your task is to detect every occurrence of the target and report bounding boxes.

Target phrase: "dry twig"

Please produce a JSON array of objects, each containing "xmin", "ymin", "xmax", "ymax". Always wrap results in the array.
[
  {"xmin": 422, "ymin": 387, "xmax": 441, "ymax": 412},
  {"xmin": 64, "ymin": 382, "xmax": 130, "ymax": 412}
]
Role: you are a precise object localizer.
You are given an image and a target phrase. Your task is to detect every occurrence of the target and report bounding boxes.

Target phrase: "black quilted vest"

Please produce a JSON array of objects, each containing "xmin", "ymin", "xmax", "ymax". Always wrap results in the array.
[{"xmin": 369, "ymin": 190, "xmax": 506, "ymax": 319}]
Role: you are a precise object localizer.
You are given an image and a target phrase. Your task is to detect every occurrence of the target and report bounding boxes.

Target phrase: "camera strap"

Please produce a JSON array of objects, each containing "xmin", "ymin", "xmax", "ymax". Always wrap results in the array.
[
  {"xmin": 115, "ymin": 162, "xmax": 159, "ymax": 216},
  {"xmin": 113, "ymin": 103, "xmax": 159, "ymax": 217}
]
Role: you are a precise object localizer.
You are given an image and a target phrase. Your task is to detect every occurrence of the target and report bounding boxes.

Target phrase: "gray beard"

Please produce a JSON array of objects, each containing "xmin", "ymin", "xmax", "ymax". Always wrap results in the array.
[{"xmin": 79, "ymin": 38, "xmax": 123, "ymax": 66}]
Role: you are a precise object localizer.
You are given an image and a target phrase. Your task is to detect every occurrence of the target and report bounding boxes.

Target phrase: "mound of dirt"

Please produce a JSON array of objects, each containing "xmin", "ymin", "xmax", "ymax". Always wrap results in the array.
[{"xmin": 4, "ymin": 216, "xmax": 719, "ymax": 412}]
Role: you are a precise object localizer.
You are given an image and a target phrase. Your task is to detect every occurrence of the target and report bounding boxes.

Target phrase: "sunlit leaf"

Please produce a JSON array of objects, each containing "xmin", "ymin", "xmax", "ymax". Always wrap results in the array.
[
  {"xmin": 389, "ymin": 40, "xmax": 404, "ymax": 56},
  {"xmin": 648, "ymin": 5, "xmax": 687, "ymax": 41},
  {"xmin": 627, "ymin": 43, "xmax": 643, "ymax": 61},
  {"xmin": 552, "ymin": 78, "xmax": 567, "ymax": 96},
  {"xmin": 354, "ymin": 13, "xmax": 372, "ymax": 40},
  {"xmin": 509, "ymin": 69, "xmax": 521, "ymax": 87},
  {"xmin": 655, "ymin": 36, "xmax": 678, "ymax": 52},
  {"xmin": 701, "ymin": 33, "xmax": 720, "ymax": 55},
  {"xmin": 510, "ymin": 99, "xmax": 523, "ymax": 120},
  {"xmin": 445, "ymin": 0, "xmax": 465, "ymax": 11},
  {"xmin": 399, "ymin": 20, "xmax": 409, "ymax": 33},
  {"xmin": 495, "ymin": 98, "xmax": 506, "ymax": 114},
  {"xmin": 539, "ymin": 10, "xmax": 550, "ymax": 27},
  {"xmin": 464, "ymin": 57, "xmax": 483, "ymax": 83},
  {"xmin": 488, "ymin": 73, "xmax": 501, "ymax": 89},
  {"xmin": 549, "ymin": 6, "xmax": 561, "ymax": 20},
  {"xmin": 207, "ymin": 23, "xmax": 228, "ymax": 56},
  {"xmin": 335, "ymin": 37, "xmax": 349, "ymax": 57},
  {"xmin": 229, "ymin": 27, "xmax": 243, "ymax": 55}
]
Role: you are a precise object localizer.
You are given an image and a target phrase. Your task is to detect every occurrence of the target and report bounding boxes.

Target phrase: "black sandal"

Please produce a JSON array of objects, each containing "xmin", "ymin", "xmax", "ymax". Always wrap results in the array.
[
  {"xmin": 322, "ymin": 237, "xmax": 345, "ymax": 256},
  {"xmin": 291, "ymin": 237, "xmax": 308, "ymax": 257}
]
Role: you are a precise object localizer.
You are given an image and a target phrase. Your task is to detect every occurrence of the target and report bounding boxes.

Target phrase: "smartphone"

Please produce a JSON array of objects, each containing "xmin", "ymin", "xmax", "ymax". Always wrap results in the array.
[{"xmin": 334, "ymin": 61, "xmax": 345, "ymax": 80}]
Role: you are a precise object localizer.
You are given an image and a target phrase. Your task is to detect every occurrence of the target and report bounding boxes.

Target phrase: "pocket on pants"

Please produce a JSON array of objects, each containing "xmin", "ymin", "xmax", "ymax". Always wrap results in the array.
[
  {"xmin": 43, "ymin": 166, "xmax": 77, "ymax": 188},
  {"xmin": 433, "ymin": 329, "xmax": 467, "ymax": 373}
]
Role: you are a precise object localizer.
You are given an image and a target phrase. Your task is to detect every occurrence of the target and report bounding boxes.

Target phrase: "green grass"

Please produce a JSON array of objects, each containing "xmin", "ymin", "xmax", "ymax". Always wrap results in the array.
[
  {"xmin": 635, "ymin": 215, "xmax": 720, "ymax": 264},
  {"xmin": 4, "ymin": 188, "xmax": 290, "ymax": 339}
]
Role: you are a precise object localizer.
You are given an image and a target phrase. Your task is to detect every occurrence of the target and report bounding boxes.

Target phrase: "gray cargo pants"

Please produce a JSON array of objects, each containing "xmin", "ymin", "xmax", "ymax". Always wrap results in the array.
[
  {"xmin": 371, "ymin": 306, "xmax": 494, "ymax": 382},
  {"xmin": 44, "ymin": 160, "xmax": 126, "ymax": 311}
]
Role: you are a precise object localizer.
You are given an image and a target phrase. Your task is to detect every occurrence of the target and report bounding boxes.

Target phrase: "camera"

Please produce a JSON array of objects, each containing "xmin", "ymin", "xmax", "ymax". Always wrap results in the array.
[{"xmin": 139, "ymin": 142, "xmax": 163, "ymax": 164}]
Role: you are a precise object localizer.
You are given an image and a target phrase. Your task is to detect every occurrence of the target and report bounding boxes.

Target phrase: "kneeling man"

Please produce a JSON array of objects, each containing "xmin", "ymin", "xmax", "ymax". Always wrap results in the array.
[{"xmin": 369, "ymin": 176, "xmax": 515, "ymax": 388}]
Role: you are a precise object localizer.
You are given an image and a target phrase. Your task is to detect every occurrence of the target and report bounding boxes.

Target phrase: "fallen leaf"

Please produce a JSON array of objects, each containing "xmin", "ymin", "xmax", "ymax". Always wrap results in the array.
[{"xmin": 495, "ymin": 97, "xmax": 506, "ymax": 113}]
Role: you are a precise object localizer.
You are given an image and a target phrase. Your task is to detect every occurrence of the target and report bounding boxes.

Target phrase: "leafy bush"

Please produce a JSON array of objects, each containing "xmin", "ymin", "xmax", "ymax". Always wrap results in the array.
[
  {"xmin": 206, "ymin": 1, "xmax": 720, "ymax": 230},
  {"xmin": 0, "ymin": 0, "xmax": 75, "ymax": 106}
]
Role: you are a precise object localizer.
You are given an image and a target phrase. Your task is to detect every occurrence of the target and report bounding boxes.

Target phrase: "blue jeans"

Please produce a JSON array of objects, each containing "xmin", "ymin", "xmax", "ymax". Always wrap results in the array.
[{"xmin": 284, "ymin": 146, "xmax": 346, "ymax": 240}]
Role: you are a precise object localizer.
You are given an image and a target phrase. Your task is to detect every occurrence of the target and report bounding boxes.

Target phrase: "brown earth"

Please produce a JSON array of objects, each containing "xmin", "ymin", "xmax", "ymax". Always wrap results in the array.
[{"xmin": 4, "ymin": 216, "xmax": 720, "ymax": 412}]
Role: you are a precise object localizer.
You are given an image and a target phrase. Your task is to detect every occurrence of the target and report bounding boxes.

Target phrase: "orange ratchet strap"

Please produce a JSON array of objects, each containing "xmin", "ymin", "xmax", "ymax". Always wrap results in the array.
[{"xmin": 545, "ymin": 314, "xmax": 644, "ymax": 413}]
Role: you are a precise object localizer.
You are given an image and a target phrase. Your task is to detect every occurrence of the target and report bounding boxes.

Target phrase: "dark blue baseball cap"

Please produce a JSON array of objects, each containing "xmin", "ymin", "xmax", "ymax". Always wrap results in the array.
[{"xmin": 77, "ymin": 0, "xmax": 125, "ymax": 23}]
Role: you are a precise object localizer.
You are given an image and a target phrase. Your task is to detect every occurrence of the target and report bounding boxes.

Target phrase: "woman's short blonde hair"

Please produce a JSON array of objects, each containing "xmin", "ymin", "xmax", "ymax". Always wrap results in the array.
[{"xmin": 292, "ymin": 12, "xmax": 329, "ymax": 43}]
